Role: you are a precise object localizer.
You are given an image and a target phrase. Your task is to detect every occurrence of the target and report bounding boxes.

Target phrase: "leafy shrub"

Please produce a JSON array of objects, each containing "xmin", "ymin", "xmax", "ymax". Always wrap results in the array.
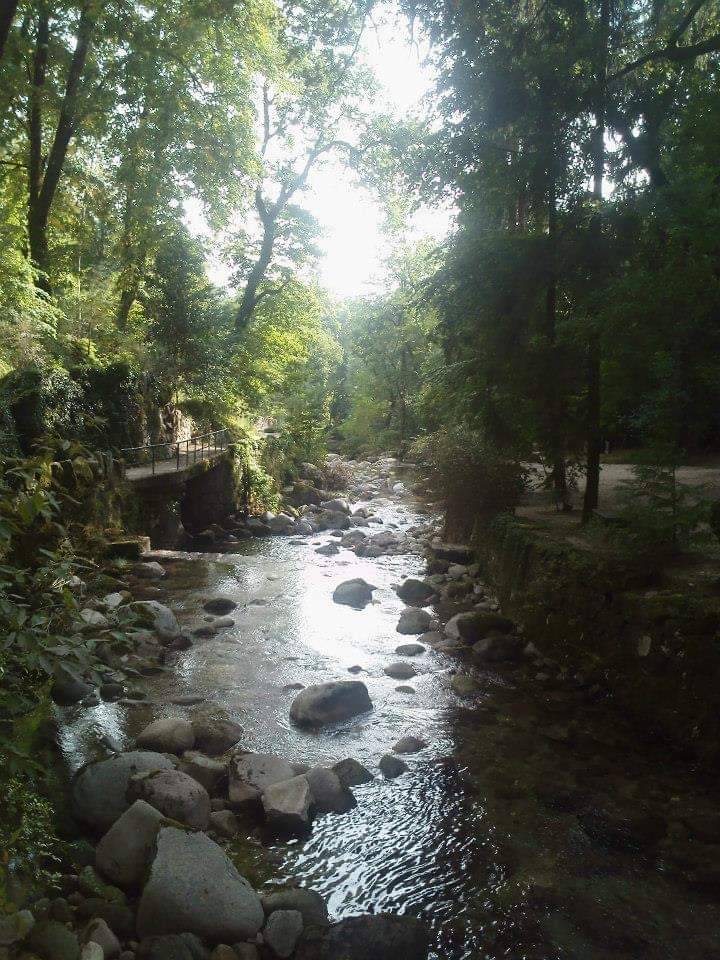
[
  {"xmin": 411, "ymin": 425, "xmax": 527, "ymax": 540},
  {"xmin": 613, "ymin": 449, "xmax": 709, "ymax": 557}
]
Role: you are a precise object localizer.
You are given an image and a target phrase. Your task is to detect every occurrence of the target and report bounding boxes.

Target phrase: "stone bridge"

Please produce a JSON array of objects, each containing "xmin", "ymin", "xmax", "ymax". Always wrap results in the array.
[{"xmin": 123, "ymin": 431, "xmax": 239, "ymax": 547}]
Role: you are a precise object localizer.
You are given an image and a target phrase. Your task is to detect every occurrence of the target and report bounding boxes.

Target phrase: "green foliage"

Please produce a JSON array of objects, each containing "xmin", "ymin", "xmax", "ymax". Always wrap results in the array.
[
  {"xmin": 1, "ymin": 775, "xmax": 60, "ymax": 909},
  {"xmin": 412, "ymin": 426, "xmax": 527, "ymax": 540},
  {"xmin": 614, "ymin": 447, "xmax": 710, "ymax": 556}
]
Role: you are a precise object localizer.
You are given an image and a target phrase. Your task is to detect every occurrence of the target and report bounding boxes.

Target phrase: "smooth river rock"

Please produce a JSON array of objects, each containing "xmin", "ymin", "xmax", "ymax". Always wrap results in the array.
[
  {"xmin": 396, "ymin": 578, "xmax": 437, "ymax": 606},
  {"xmin": 306, "ymin": 766, "xmax": 356, "ymax": 814},
  {"xmin": 230, "ymin": 752, "xmax": 296, "ymax": 793},
  {"xmin": 137, "ymin": 827, "xmax": 264, "ymax": 942},
  {"xmin": 95, "ymin": 800, "xmax": 164, "ymax": 889},
  {"xmin": 396, "ymin": 608, "xmax": 433, "ymax": 635},
  {"xmin": 332, "ymin": 578, "xmax": 376, "ymax": 608},
  {"xmin": 384, "ymin": 662, "xmax": 416, "ymax": 680},
  {"xmin": 136, "ymin": 717, "xmax": 195, "ymax": 754},
  {"xmin": 289, "ymin": 681, "xmax": 372, "ymax": 728},
  {"xmin": 264, "ymin": 910, "xmax": 303, "ymax": 959},
  {"xmin": 191, "ymin": 715, "xmax": 243, "ymax": 755},
  {"xmin": 129, "ymin": 768, "xmax": 210, "ymax": 830},
  {"xmin": 130, "ymin": 601, "xmax": 181, "ymax": 640},
  {"xmin": 72, "ymin": 751, "xmax": 175, "ymax": 831},
  {"xmin": 331, "ymin": 757, "xmax": 374, "ymax": 787}
]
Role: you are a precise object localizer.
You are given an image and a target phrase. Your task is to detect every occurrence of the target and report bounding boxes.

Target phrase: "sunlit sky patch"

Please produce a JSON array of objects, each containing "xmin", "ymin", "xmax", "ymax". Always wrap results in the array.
[{"xmin": 195, "ymin": 10, "xmax": 454, "ymax": 302}]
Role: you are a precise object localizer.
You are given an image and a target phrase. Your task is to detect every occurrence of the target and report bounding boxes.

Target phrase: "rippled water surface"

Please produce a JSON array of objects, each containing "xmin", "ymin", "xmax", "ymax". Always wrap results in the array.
[{"xmin": 59, "ymin": 470, "xmax": 720, "ymax": 960}]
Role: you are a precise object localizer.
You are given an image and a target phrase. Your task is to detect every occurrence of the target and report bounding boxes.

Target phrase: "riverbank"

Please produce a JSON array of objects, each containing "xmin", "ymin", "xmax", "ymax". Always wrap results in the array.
[{"xmin": 5, "ymin": 455, "xmax": 720, "ymax": 960}]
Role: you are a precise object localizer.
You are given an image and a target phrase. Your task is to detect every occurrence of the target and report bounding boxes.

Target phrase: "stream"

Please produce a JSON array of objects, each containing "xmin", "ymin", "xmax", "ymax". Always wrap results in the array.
[{"xmin": 58, "ymin": 458, "xmax": 720, "ymax": 960}]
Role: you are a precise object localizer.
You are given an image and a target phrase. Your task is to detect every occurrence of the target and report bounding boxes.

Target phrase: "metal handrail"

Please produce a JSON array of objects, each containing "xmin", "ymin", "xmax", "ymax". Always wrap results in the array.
[{"xmin": 121, "ymin": 428, "xmax": 229, "ymax": 474}]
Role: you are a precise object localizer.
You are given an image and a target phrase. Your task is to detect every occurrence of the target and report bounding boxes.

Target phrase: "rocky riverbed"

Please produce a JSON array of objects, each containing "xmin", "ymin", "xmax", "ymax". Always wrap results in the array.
[{"xmin": 8, "ymin": 456, "xmax": 720, "ymax": 960}]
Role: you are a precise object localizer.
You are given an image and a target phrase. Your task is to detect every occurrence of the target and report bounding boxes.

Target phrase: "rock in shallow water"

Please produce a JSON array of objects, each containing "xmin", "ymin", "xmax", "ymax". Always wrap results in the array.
[
  {"xmin": 203, "ymin": 597, "xmax": 238, "ymax": 615},
  {"xmin": 392, "ymin": 736, "xmax": 426, "ymax": 754},
  {"xmin": 306, "ymin": 766, "xmax": 356, "ymax": 814},
  {"xmin": 331, "ymin": 757, "xmax": 374, "ymax": 787},
  {"xmin": 136, "ymin": 717, "xmax": 195, "ymax": 754},
  {"xmin": 289, "ymin": 681, "xmax": 372, "ymax": 728},
  {"xmin": 262, "ymin": 775, "xmax": 313, "ymax": 834},
  {"xmin": 384, "ymin": 662, "xmax": 416, "ymax": 680},
  {"xmin": 137, "ymin": 827, "xmax": 264, "ymax": 942},
  {"xmin": 379, "ymin": 754, "xmax": 409, "ymax": 779},
  {"xmin": 396, "ymin": 608, "xmax": 433, "ymax": 635},
  {"xmin": 262, "ymin": 888, "xmax": 329, "ymax": 928},
  {"xmin": 191, "ymin": 716, "xmax": 243, "ymax": 755},
  {"xmin": 396, "ymin": 578, "xmax": 437, "ymax": 606},
  {"xmin": 332, "ymin": 578, "xmax": 376, "ymax": 608}
]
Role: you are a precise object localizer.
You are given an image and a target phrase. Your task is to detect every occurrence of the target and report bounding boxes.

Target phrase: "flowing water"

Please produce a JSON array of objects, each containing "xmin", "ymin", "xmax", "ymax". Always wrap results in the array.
[{"xmin": 58, "ymin": 462, "xmax": 720, "ymax": 960}]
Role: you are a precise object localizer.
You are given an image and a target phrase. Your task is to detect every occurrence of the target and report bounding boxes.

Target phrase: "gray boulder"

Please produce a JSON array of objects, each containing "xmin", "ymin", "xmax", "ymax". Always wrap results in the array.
[
  {"xmin": 262, "ymin": 776, "xmax": 312, "ymax": 834},
  {"xmin": 230, "ymin": 752, "xmax": 296, "ymax": 793},
  {"xmin": 131, "ymin": 601, "xmax": 181, "ymax": 640},
  {"xmin": 137, "ymin": 827, "xmax": 264, "ymax": 942},
  {"xmin": 472, "ymin": 633, "xmax": 522, "ymax": 662},
  {"xmin": 396, "ymin": 608, "xmax": 432, "ymax": 635},
  {"xmin": 444, "ymin": 611, "xmax": 514, "ymax": 644},
  {"xmin": 331, "ymin": 757, "xmax": 374, "ymax": 788},
  {"xmin": 306, "ymin": 766, "xmax": 356, "ymax": 814},
  {"xmin": 133, "ymin": 561, "xmax": 166, "ymax": 580},
  {"xmin": 395, "ymin": 643, "xmax": 425, "ymax": 656},
  {"xmin": 51, "ymin": 666, "xmax": 93, "ymax": 705},
  {"xmin": 262, "ymin": 889, "xmax": 329, "ymax": 928},
  {"xmin": 392, "ymin": 736, "xmax": 426, "ymax": 754},
  {"xmin": 320, "ymin": 498, "xmax": 351, "ymax": 514},
  {"xmin": 203, "ymin": 597, "xmax": 238, "ymax": 615},
  {"xmin": 95, "ymin": 800, "xmax": 164, "ymax": 889},
  {"xmin": 83, "ymin": 918, "xmax": 121, "ymax": 959},
  {"xmin": 395, "ymin": 579, "xmax": 437, "ymax": 606},
  {"xmin": 332, "ymin": 578, "xmax": 376, "ymax": 608},
  {"xmin": 315, "ymin": 543, "xmax": 339, "ymax": 556},
  {"xmin": 289, "ymin": 681, "xmax": 372, "ymax": 728},
  {"xmin": 73, "ymin": 751, "xmax": 175, "ymax": 831},
  {"xmin": 191, "ymin": 716, "xmax": 243, "ymax": 755},
  {"xmin": 209, "ymin": 809, "xmax": 239, "ymax": 838},
  {"xmin": 129, "ymin": 768, "xmax": 211, "ymax": 830},
  {"xmin": 179, "ymin": 751, "xmax": 227, "ymax": 794},
  {"xmin": 264, "ymin": 910, "xmax": 303, "ymax": 959},
  {"xmin": 384, "ymin": 662, "xmax": 416, "ymax": 680},
  {"xmin": 379, "ymin": 754, "xmax": 408, "ymax": 779},
  {"xmin": 136, "ymin": 717, "xmax": 195, "ymax": 754}
]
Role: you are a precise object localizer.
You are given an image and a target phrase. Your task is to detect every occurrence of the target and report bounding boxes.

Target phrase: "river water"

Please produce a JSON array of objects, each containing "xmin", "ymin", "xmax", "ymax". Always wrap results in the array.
[{"xmin": 58, "ymin": 461, "xmax": 720, "ymax": 960}]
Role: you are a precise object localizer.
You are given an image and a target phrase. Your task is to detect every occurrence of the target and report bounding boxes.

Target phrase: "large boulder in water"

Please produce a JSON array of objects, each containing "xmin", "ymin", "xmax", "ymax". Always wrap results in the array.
[
  {"xmin": 72, "ymin": 751, "xmax": 175, "ymax": 831},
  {"xmin": 262, "ymin": 776, "xmax": 313, "ymax": 835},
  {"xmin": 395, "ymin": 579, "xmax": 437, "ymax": 607},
  {"xmin": 396, "ymin": 608, "xmax": 432, "ymax": 635},
  {"xmin": 137, "ymin": 827, "xmax": 264, "ymax": 942},
  {"xmin": 289, "ymin": 681, "xmax": 372, "ymax": 728},
  {"xmin": 332, "ymin": 578, "xmax": 376, "ymax": 608}
]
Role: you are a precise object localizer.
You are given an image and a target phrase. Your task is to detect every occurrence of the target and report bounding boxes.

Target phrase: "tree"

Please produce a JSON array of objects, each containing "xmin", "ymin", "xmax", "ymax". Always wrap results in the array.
[{"xmin": 232, "ymin": 0, "xmax": 376, "ymax": 333}]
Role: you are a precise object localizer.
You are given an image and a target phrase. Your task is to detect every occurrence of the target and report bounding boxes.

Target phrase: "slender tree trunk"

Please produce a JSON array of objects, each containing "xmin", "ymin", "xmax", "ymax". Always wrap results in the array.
[
  {"xmin": 235, "ymin": 221, "xmax": 276, "ymax": 332},
  {"xmin": 545, "ymin": 161, "xmax": 571, "ymax": 510},
  {"xmin": 582, "ymin": 0, "xmax": 610, "ymax": 524},
  {"xmin": 0, "ymin": 0, "xmax": 19, "ymax": 61},
  {"xmin": 26, "ymin": 1, "xmax": 98, "ymax": 288}
]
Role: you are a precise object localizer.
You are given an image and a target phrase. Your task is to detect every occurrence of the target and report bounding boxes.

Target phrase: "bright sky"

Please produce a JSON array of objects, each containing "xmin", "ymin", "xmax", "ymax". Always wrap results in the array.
[
  {"xmin": 305, "ymin": 16, "xmax": 453, "ymax": 298},
  {"xmin": 196, "ymin": 12, "xmax": 453, "ymax": 301}
]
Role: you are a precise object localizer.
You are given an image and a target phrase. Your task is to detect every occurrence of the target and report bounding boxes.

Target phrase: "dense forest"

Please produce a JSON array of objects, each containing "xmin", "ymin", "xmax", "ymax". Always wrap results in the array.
[{"xmin": 2, "ymin": 0, "xmax": 720, "ymax": 955}]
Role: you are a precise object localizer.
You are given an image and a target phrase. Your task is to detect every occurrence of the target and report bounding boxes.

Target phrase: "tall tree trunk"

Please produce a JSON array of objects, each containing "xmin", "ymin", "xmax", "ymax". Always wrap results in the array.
[
  {"xmin": 0, "ymin": 0, "xmax": 19, "ymax": 61},
  {"xmin": 235, "ymin": 221, "xmax": 276, "ymax": 332},
  {"xmin": 545, "ymin": 160, "xmax": 571, "ymax": 510},
  {"xmin": 582, "ymin": 0, "xmax": 610, "ymax": 524},
  {"xmin": 26, "ymin": 1, "xmax": 98, "ymax": 288}
]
